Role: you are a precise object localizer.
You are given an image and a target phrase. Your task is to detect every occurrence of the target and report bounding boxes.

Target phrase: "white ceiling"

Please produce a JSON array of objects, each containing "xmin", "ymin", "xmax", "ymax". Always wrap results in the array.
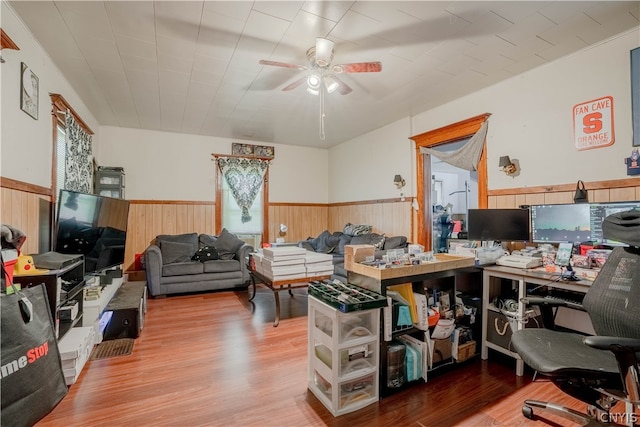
[{"xmin": 10, "ymin": 1, "xmax": 640, "ymax": 147}]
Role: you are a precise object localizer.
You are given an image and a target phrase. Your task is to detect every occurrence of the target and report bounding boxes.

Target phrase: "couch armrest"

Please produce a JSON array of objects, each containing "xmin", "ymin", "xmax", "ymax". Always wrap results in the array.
[
  {"xmin": 144, "ymin": 244, "xmax": 163, "ymax": 297},
  {"xmin": 236, "ymin": 244, "xmax": 254, "ymax": 283}
]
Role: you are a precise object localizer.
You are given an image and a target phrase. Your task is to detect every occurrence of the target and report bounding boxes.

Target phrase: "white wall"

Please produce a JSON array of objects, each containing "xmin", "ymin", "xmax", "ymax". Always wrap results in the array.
[
  {"xmin": 0, "ymin": 2, "xmax": 99, "ymax": 188},
  {"xmin": 98, "ymin": 126, "xmax": 329, "ymax": 202},
  {"xmin": 412, "ymin": 28, "xmax": 639, "ymax": 191},
  {"xmin": 328, "ymin": 117, "xmax": 413, "ymax": 203},
  {"xmin": 330, "ymin": 27, "xmax": 640, "ymax": 201}
]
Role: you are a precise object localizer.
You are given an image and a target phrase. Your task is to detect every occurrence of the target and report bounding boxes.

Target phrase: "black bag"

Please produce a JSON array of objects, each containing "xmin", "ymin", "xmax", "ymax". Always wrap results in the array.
[
  {"xmin": 1, "ymin": 260, "xmax": 68, "ymax": 427},
  {"xmin": 573, "ymin": 180, "xmax": 588, "ymax": 203},
  {"xmin": 192, "ymin": 245, "xmax": 219, "ymax": 262}
]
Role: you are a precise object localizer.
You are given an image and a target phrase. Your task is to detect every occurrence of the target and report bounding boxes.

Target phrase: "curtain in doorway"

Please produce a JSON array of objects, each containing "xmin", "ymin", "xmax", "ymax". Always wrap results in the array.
[
  {"xmin": 217, "ymin": 157, "xmax": 269, "ymax": 223},
  {"xmin": 64, "ymin": 111, "xmax": 93, "ymax": 193},
  {"xmin": 420, "ymin": 120, "xmax": 489, "ymax": 171}
]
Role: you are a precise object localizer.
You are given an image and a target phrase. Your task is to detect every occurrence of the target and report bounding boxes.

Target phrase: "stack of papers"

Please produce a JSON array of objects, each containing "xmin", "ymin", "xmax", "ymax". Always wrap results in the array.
[
  {"xmin": 260, "ymin": 246, "xmax": 308, "ymax": 281},
  {"xmin": 304, "ymin": 252, "xmax": 334, "ymax": 276}
]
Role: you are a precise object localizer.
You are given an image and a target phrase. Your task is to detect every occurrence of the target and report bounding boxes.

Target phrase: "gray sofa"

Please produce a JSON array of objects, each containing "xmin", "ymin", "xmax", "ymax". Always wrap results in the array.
[
  {"xmin": 144, "ymin": 229, "xmax": 253, "ymax": 297},
  {"xmin": 298, "ymin": 225, "xmax": 408, "ymax": 283}
]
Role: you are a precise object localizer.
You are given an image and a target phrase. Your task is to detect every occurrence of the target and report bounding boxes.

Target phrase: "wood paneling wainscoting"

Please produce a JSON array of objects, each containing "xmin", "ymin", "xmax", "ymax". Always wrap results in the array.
[
  {"xmin": 124, "ymin": 201, "xmax": 215, "ymax": 271},
  {"xmin": 328, "ymin": 198, "xmax": 413, "ymax": 238},
  {"xmin": 3, "ymin": 177, "xmax": 636, "ymax": 274},
  {"xmin": 488, "ymin": 178, "xmax": 640, "ymax": 208},
  {"xmin": 0, "ymin": 178, "xmax": 53, "ymax": 255},
  {"xmin": 268, "ymin": 203, "xmax": 328, "ymax": 243}
]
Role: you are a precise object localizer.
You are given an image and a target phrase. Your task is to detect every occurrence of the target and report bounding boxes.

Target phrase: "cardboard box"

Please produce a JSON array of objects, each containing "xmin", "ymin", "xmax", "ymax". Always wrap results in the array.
[
  {"xmin": 344, "ymin": 244, "xmax": 376, "ymax": 270},
  {"xmin": 456, "ymin": 340, "xmax": 476, "ymax": 362},
  {"xmin": 432, "ymin": 338, "xmax": 452, "ymax": 363}
]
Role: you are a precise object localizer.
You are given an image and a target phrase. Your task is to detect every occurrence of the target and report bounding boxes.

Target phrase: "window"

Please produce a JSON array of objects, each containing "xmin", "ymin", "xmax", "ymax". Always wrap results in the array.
[
  {"xmin": 50, "ymin": 93, "xmax": 94, "ymax": 200},
  {"xmin": 214, "ymin": 156, "xmax": 270, "ymax": 242},
  {"xmin": 221, "ymin": 178, "xmax": 263, "ymax": 234}
]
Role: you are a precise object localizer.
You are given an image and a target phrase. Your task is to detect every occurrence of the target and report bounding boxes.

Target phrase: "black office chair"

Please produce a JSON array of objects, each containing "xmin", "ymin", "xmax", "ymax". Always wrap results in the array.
[{"xmin": 511, "ymin": 211, "xmax": 640, "ymax": 426}]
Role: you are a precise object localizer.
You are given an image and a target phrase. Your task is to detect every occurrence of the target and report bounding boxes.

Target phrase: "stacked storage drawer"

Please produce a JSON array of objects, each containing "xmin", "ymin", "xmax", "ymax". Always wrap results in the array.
[{"xmin": 307, "ymin": 296, "xmax": 380, "ymax": 416}]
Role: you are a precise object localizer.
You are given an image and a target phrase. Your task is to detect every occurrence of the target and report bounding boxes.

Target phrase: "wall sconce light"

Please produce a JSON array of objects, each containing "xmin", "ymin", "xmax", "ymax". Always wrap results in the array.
[
  {"xmin": 499, "ymin": 156, "xmax": 517, "ymax": 176},
  {"xmin": 279, "ymin": 224, "xmax": 288, "ymax": 237},
  {"xmin": 393, "ymin": 174, "xmax": 406, "ymax": 189}
]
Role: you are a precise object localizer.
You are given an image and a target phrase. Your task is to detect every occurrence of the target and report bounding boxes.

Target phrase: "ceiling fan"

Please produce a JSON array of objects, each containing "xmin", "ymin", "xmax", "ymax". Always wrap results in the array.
[
  {"xmin": 259, "ymin": 38, "xmax": 382, "ymax": 140},
  {"xmin": 259, "ymin": 38, "xmax": 382, "ymax": 96}
]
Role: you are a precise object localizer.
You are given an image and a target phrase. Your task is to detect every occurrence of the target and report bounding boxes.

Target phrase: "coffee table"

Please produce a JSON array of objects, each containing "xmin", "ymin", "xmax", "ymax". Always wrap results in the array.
[{"xmin": 248, "ymin": 269, "xmax": 331, "ymax": 327}]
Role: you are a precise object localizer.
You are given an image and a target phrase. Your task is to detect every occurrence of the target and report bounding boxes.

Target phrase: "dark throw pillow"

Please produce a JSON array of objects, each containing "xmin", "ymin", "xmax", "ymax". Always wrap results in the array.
[
  {"xmin": 199, "ymin": 234, "xmax": 217, "ymax": 248},
  {"xmin": 214, "ymin": 228, "xmax": 245, "ymax": 260},
  {"xmin": 156, "ymin": 233, "xmax": 199, "ymax": 255},
  {"xmin": 384, "ymin": 236, "xmax": 408, "ymax": 249},
  {"xmin": 348, "ymin": 233, "xmax": 385, "ymax": 249},
  {"xmin": 160, "ymin": 241, "xmax": 194, "ymax": 265},
  {"xmin": 192, "ymin": 245, "xmax": 220, "ymax": 262},
  {"xmin": 334, "ymin": 234, "xmax": 352, "ymax": 255}
]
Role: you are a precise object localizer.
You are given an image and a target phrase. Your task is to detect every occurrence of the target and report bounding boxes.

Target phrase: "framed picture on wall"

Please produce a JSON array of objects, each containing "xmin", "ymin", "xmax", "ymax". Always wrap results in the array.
[
  {"xmin": 20, "ymin": 62, "xmax": 39, "ymax": 120},
  {"xmin": 231, "ymin": 142, "xmax": 275, "ymax": 159},
  {"xmin": 632, "ymin": 47, "xmax": 639, "ymax": 146}
]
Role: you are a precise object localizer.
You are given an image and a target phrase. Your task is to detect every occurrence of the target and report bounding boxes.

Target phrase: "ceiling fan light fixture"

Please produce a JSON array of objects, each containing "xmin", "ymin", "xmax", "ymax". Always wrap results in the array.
[
  {"xmin": 315, "ymin": 38, "xmax": 334, "ymax": 67},
  {"xmin": 324, "ymin": 75, "xmax": 339, "ymax": 94},
  {"xmin": 306, "ymin": 86, "xmax": 319, "ymax": 96},
  {"xmin": 307, "ymin": 73, "xmax": 320, "ymax": 89}
]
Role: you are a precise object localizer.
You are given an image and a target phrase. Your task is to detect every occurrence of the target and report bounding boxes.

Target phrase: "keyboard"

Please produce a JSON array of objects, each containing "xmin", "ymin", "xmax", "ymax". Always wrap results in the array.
[
  {"xmin": 544, "ymin": 295, "xmax": 584, "ymax": 310},
  {"xmin": 496, "ymin": 255, "xmax": 542, "ymax": 269}
]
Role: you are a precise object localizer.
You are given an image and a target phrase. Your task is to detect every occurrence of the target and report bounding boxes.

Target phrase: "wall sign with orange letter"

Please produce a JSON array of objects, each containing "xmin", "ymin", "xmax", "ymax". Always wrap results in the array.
[{"xmin": 573, "ymin": 96, "xmax": 615, "ymax": 151}]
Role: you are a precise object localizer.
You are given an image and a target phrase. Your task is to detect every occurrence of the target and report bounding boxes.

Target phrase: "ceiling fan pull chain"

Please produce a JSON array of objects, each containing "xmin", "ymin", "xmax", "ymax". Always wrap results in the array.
[{"xmin": 319, "ymin": 86, "xmax": 326, "ymax": 140}]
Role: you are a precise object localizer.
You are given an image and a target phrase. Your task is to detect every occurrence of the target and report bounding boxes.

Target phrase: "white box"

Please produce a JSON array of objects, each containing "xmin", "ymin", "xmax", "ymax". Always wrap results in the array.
[{"xmin": 58, "ymin": 327, "xmax": 95, "ymax": 360}]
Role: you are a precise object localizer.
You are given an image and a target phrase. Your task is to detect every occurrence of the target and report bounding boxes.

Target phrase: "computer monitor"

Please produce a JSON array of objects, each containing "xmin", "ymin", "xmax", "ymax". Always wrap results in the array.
[
  {"xmin": 590, "ymin": 201, "xmax": 640, "ymax": 245},
  {"xmin": 530, "ymin": 204, "xmax": 591, "ymax": 243},
  {"xmin": 467, "ymin": 208, "xmax": 530, "ymax": 242}
]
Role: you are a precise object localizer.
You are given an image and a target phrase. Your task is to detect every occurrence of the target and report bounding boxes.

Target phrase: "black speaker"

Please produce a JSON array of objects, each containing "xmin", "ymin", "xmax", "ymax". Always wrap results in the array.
[
  {"xmin": 102, "ymin": 306, "xmax": 143, "ymax": 340},
  {"xmin": 102, "ymin": 282, "xmax": 146, "ymax": 340}
]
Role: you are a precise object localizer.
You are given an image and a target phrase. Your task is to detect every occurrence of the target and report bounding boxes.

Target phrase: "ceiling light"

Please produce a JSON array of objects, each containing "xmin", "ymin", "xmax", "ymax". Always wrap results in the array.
[
  {"xmin": 324, "ymin": 75, "xmax": 339, "ymax": 94},
  {"xmin": 307, "ymin": 73, "xmax": 320, "ymax": 88},
  {"xmin": 306, "ymin": 87, "xmax": 319, "ymax": 96},
  {"xmin": 315, "ymin": 38, "xmax": 334, "ymax": 67}
]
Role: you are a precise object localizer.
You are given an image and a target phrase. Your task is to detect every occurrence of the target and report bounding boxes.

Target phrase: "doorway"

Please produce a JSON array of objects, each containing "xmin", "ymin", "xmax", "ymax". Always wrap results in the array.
[
  {"xmin": 431, "ymin": 146, "xmax": 478, "ymax": 252},
  {"xmin": 410, "ymin": 113, "xmax": 490, "ymax": 250}
]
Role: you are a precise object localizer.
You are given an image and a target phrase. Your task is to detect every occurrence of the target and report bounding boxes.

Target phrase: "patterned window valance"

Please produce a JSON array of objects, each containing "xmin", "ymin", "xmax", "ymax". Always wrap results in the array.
[
  {"xmin": 216, "ymin": 157, "xmax": 270, "ymax": 223},
  {"xmin": 64, "ymin": 111, "xmax": 93, "ymax": 193},
  {"xmin": 420, "ymin": 120, "xmax": 489, "ymax": 171}
]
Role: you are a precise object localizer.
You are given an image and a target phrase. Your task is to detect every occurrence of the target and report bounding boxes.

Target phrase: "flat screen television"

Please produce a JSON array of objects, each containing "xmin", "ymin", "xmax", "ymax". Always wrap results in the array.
[
  {"xmin": 467, "ymin": 208, "xmax": 530, "ymax": 241},
  {"xmin": 55, "ymin": 189, "xmax": 129, "ymax": 275},
  {"xmin": 530, "ymin": 203, "xmax": 591, "ymax": 243}
]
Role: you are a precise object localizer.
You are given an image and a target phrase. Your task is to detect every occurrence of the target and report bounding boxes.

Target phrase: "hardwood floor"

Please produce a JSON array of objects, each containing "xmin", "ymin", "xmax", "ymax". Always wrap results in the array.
[{"xmin": 38, "ymin": 287, "xmax": 595, "ymax": 426}]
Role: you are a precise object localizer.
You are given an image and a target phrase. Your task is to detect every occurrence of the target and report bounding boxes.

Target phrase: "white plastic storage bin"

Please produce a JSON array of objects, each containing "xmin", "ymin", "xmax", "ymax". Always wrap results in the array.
[{"xmin": 308, "ymin": 296, "xmax": 380, "ymax": 416}]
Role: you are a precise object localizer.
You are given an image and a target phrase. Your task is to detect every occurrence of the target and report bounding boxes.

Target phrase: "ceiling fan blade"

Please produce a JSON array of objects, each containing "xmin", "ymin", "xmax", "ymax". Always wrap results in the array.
[
  {"xmin": 281, "ymin": 76, "xmax": 306, "ymax": 92},
  {"xmin": 329, "ymin": 74, "xmax": 353, "ymax": 95},
  {"xmin": 332, "ymin": 62, "xmax": 382, "ymax": 74},
  {"xmin": 259, "ymin": 59, "xmax": 307, "ymax": 71}
]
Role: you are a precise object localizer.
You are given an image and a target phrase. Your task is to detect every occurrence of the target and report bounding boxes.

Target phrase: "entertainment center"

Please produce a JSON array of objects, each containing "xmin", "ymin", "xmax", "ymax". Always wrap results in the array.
[{"xmin": 10, "ymin": 188, "xmax": 141, "ymax": 384}]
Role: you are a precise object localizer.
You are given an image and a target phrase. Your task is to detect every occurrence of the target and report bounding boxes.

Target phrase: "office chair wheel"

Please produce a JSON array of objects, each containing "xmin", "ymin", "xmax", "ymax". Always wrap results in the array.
[{"xmin": 522, "ymin": 404, "xmax": 535, "ymax": 420}]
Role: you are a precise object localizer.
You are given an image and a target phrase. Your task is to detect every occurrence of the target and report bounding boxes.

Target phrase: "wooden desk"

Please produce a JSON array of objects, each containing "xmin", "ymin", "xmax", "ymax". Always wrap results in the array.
[
  {"xmin": 248, "ymin": 270, "xmax": 330, "ymax": 327},
  {"xmin": 481, "ymin": 265, "xmax": 593, "ymax": 376}
]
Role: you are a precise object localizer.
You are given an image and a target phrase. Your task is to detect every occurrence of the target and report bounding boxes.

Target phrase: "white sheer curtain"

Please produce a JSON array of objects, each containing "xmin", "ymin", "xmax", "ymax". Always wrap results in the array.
[{"xmin": 420, "ymin": 120, "xmax": 489, "ymax": 171}]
